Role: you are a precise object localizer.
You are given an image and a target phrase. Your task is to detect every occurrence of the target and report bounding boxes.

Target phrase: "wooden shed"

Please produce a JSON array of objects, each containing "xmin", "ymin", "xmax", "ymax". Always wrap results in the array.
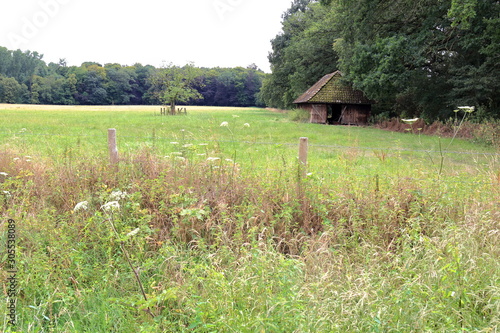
[{"xmin": 293, "ymin": 71, "xmax": 373, "ymax": 125}]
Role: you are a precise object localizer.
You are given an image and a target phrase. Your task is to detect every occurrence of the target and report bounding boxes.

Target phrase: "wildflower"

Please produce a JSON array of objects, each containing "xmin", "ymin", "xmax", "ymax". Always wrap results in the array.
[
  {"xmin": 401, "ymin": 118, "xmax": 419, "ymax": 124},
  {"xmin": 101, "ymin": 201, "xmax": 120, "ymax": 212},
  {"xmin": 175, "ymin": 156, "xmax": 186, "ymax": 161},
  {"xmin": 170, "ymin": 142, "xmax": 179, "ymax": 145},
  {"xmin": 19, "ymin": 128, "xmax": 27, "ymax": 133},
  {"xmin": 457, "ymin": 106, "xmax": 475, "ymax": 113},
  {"xmin": 127, "ymin": 228, "xmax": 140, "ymax": 237},
  {"xmin": 74, "ymin": 201, "xmax": 89, "ymax": 212},
  {"xmin": 171, "ymin": 152, "xmax": 183, "ymax": 156},
  {"xmin": 182, "ymin": 144, "xmax": 193, "ymax": 148},
  {"xmin": 13, "ymin": 158, "xmax": 20, "ymax": 161},
  {"xmin": 2, "ymin": 190, "xmax": 11, "ymax": 196},
  {"xmin": 25, "ymin": 156, "xmax": 32, "ymax": 159},
  {"xmin": 243, "ymin": 123, "xmax": 250, "ymax": 127},
  {"xmin": 207, "ymin": 157, "xmax": 220, "ymax": 162},
  {"xmin": 199, "ymin": 143, "xmax": 208, "ymax": 146},
  {"xmin": 0, "ymin": 172, "xmax": 8, "ymax": 177},
  {"xmin": 225, "ymin": 159, "xmax": 234, "ymax": 163},
  {"xmin": 232, "ymin": 115, "xmax": 240, "ymax": 118},
  {"xmin": 110, "ymin": 190, "xmax": 127, "ymax": 201},
  {"xmin": 220, "ymin": 121, "xmax": 229, "ymax": 127}
]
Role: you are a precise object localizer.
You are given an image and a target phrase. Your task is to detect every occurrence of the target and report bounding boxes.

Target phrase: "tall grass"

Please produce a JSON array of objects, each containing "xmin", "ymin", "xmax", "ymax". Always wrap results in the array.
[{"xmin": 1, "ymin": 106, "xmax": 499, "ymax": 332}]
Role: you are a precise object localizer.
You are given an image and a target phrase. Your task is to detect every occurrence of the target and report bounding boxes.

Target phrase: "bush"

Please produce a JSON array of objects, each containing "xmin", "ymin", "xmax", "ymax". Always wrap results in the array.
[{"xmin": 288, "ymin": 108, "xmax": 310, "ymax": 122}]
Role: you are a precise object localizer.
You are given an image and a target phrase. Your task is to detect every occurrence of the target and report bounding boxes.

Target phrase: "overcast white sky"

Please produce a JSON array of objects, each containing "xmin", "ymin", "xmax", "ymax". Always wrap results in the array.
[{"xmin": 0, "ymin": 0, "xmax": 292, "ymax": 72}]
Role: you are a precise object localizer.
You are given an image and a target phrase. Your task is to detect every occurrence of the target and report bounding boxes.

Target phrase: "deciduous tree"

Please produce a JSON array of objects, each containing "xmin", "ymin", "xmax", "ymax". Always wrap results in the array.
[{"xmin": 149, "ymin": 63, "xmax": 203, "ymax": 113}]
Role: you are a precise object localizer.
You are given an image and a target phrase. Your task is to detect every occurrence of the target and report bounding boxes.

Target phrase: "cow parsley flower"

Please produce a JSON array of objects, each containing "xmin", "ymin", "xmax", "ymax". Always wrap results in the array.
[
  {"xmin": 110, "ymin": 190, "xmax": 127, "ymax": 201},
  {"xmin": 126, "ymin": 228, "xmax": 140, "ymax": 237},
  {"xmin": 0, "ymin": 172, "xmax": 8, "ymax": 177},
  {"xmin": 220, "ymin": 121, "xmax": 229, "ymax": 127},
  {"xmin": 243, "ymin": 123, "xmax": 250, "ymax": 127},
  {"xmin": 401, "ymin": 118, "xmax": 419, "ymax": 124},
  {"xmin": 457, "ymin": 106, "xmax": 475, "ymax": 113},
  {"xmin": 74, "ymin": 201, "xmax": 89, "ymax": 212},
  {"xmin": 101, "ymin": 201, "xmax": 120, "ymax": 211}
]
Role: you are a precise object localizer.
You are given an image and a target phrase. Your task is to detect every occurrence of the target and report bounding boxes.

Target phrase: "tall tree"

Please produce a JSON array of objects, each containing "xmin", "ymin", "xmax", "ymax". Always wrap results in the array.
[
  {"xmin": 261, "ymin": 1, "xmax": 340, "ymax": 109},
  {"xmin": 0, "ymin": 75, "xmax": 24, "ymax": 103},
  {"xmin": 330, "ymin": 0, "xmax": 499, "ymax": 119},
  {"xmin": 149, "ymin": 63, "xmax": 203, "ymax": 113}
]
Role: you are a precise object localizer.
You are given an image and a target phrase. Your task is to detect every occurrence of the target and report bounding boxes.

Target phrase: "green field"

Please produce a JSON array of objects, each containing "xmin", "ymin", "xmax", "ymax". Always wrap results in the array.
[{"xmin": 1, "ymin": 105, "xmax": 499, "ymax": 332}]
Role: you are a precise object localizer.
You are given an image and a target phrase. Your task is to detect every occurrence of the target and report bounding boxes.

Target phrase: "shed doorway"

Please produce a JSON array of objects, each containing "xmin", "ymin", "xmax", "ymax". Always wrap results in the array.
[{"xmin": 327, "ymin": 104, "xmax": 343, "ymax": 125}]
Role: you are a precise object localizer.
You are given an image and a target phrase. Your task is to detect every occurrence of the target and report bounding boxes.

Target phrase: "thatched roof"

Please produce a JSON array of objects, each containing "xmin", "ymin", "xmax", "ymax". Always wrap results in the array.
[{"xmin": 293, "ymin": 71, "xmax": 373, "ymax": 105}]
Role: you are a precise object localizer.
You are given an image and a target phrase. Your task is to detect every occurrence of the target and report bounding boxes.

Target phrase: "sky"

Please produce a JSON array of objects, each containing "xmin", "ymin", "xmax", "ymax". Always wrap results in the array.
[{"xmin": 0, "ymin": 0, "xmax": 292, "ymax": 72}]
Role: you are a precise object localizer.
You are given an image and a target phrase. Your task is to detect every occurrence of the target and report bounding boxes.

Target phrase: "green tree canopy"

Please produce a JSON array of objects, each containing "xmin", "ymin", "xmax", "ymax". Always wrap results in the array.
[
  {"xmin": 149, "ymin": 63, "xmax": 203, "ymax": 113},
  {"xmin": 265, "ymin": 0, "xmax": 500, "ymax": 120}
]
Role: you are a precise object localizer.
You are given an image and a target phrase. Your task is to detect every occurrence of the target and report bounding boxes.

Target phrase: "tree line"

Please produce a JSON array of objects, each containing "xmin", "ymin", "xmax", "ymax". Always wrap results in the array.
[
  {"xmin": 260, "ymin": 0, "xmax": 499, "ymax": 121},
  {"xmin": 0, "ymin": 46, "xmax": 266, "ymax": 107}
]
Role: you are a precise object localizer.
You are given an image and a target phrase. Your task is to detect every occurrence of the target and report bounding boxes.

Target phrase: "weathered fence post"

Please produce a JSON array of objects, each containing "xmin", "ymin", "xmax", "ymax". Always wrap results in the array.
[
  {"xmin": 108, "ymin": 128, "xmax": 119, "ymax": 164},
  {"xmin": 299, "ymin": 137, "xmax": 308, "ymax": 176}
]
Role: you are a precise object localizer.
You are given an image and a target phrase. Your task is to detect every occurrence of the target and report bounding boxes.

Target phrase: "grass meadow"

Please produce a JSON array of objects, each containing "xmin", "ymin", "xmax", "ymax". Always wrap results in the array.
[{"xmin": 0, "ymin": 104, "xmax": 499, "ymax": 332}]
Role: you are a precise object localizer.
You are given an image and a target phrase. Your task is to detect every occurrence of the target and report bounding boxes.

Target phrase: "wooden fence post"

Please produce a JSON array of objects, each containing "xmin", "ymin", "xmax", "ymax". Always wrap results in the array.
[
  {"xmin": 108, "ymin": 128, "xmax": 119, "ymax": 164},
  {"xmin": 299, "ymin": 137, "xmax": 308, "ymax": 174}
]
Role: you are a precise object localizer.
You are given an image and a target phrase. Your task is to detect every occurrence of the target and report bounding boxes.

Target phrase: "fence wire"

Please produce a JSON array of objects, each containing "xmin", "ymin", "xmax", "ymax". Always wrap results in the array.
[{"xmin": 2, "ymin": 131, "xmax": 500, "ymax": 156}]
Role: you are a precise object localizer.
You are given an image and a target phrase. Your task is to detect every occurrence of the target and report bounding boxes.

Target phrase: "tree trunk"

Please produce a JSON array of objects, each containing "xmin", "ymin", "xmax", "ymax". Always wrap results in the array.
[{"xmin": 170, "ymin": 101, "xmax": 176, "ymax": 115}]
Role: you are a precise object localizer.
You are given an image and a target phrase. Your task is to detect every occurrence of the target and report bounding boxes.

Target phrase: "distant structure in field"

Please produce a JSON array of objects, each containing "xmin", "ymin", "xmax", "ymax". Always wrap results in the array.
[{"xmin": 293, "ymin": 71, "xmax": 373, "ymax": 125}]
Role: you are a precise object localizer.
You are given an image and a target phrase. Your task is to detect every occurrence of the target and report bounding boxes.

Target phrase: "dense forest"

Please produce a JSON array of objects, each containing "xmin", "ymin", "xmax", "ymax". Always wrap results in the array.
[
  {"xmin": 1, "ymin": 0, "xmax": 499, "ymax": 122},
  {"xmin": 0, "ymin": 46, "xmax": 266, "ymax": 107},
  {"xmin": 261, "ymin": 0, "xmax": 499, "ymax": 121}
]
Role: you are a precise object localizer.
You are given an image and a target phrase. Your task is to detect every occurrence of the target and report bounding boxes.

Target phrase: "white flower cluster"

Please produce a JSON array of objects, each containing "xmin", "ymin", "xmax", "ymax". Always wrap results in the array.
[
  {"xmin": 73, "ymin": 190, "xmax": 128, "ymax": 213},
  {"xmin": 455, "ymin": 106, "xmax": 475, "ymax": 113},
  {"xmin": 101, "ymin": 190, "xmax": 128, "ymax": 212},
  {"xmin": 401, "ymin": 118, "xmax": 419, "ymax": 124},
  {"xmin": 101, "ymin": 201, "xmax": 120, "ymax": 212},
  {"xmin": 109, "ymin": 190, "xmax": 128, "ymax": 201},
  {"xmin": 127, "ymin": 228, "xmax": 140, "ymax": 237},
  {"xmin": 73, "ymin": 201, "xmax": 88, "ymax": 212}
]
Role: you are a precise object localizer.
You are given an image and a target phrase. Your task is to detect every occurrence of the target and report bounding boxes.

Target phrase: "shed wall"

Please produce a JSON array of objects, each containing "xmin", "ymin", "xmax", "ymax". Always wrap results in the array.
[
  {"xmin": 340, "ymin": 104, "xmax": 370, "ymax": 125},
  {"xmin": 299, "ymin": 104, "xmax": 328, "ymax": 124},
  {"xmin": 298, "ymin": 103, "xmax": 370, "ymax": 125}
]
